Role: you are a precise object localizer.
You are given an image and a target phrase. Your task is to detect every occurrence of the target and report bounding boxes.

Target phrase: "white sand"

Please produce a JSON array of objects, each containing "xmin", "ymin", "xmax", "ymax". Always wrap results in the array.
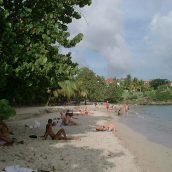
[{"xmin": 0, "ymin": 106, "xmax": 139, "ymax": 172}]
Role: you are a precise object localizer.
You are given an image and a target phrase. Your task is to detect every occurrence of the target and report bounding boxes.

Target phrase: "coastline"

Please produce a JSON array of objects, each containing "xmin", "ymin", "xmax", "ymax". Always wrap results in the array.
[
  {"xmin": 94, "ymin": 105, "xmax": 172, "ymax": 172},
  {"xmin": 114, "ymin": 119, "xmax": 172, "ymax": 172}
]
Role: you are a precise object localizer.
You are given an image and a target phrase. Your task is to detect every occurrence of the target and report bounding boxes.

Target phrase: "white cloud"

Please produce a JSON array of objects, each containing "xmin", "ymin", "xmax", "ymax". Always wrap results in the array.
[
  {"xmin": 70, "ymin": 0, "xmax": 135, "ymax": 76},
  {"xmin": 69, "ymin": 0, "xmax": 172, "ymax": 80},
  {"xmin": 144, "ymin": 11, "xmax": 172, "ymax": 79}
]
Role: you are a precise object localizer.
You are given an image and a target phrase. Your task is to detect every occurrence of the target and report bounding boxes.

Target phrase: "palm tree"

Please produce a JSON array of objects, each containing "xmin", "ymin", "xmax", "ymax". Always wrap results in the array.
[
  {"xmin": 75, "ymin": 81, "xmax": 88, "ymax": 104},
  {"xmin": 46, "ymin": 80, "xmax": 88, "ymax": 105},
  {"xmin": 58, "ymin": 80, "xmax": 77, "ymax": 101},
  {"xmin": 46, "ymin": 85, "xmax": 62, "ymax": 106}
]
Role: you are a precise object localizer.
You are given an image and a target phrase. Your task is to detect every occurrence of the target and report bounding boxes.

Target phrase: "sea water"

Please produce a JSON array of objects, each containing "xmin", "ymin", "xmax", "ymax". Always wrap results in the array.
[{"xmin": 117, "ymin": 105, "xmax": 172, "ymax": 148}]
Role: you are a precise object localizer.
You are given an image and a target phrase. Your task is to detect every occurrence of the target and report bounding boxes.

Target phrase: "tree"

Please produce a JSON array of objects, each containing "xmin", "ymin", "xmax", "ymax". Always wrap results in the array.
[
  {"xmin": 150, "ymin": 79, "xmax": 170, "ymax": 90},
  {"xmin": 0, "ymin": 99, "xmax": 16, "ymax": 120},
  {"xmin": 154, "ymin": 85, "xmax": 172, "ymax": 101},
  {"xmin": 76, "ymin": 67, "xmax": 106, "ymax": 101},
  {"xmin": 0, "ymin": 0, "xmax": 92, "ymax": 105},
  {"xmin": 104, "ymin": 82, "xmax": 123, "ymax": 103},
  {"xmin": 46, "ymin": 79, "xmax": 88, "ymax": 105},
  {"xmin": 124, "ymin": 74, "xmax": 132, "ymax": 91},
  {"xmin": 133, "ymin": 77, "xmax": 144, "ymax": 92}
]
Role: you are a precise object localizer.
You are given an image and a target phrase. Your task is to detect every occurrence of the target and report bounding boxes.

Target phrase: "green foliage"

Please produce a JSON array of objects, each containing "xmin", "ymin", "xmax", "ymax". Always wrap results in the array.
[
  {"xmin": 0, "ymin": 0, "xmax": 92, "ymax": 105},
  {"xmin": 75, "ymin": 67, "xmax": 123, "ymax": 103},
  {"xmin": 76, "ymin": 67, "xmax": 104, "ymax": 101},
  {"xmin": 154, "ymin": 86, "xmax": 172, "ymax": 101},
  {"xmin": 58, "ymin": 80, "xmax": 78, "ymax": 99},
  {"xmin": 104, "ymin": 83, "xmax": 123, "ymax": 103},
  {"xmin": 123, "ymin": 91, "xmax": 144, "ymax": 101},
  {"xmin": 123, "ymin": 75, "xmax": 144, "ymax": 92},
  {"xmin": 0, "ymin": 99, "xmax": 16, "ymax": 120},
  {"xmin": 124, "ymin": 74, "xmax": 132, "ymax": 91},
  {"xmin": 46, "ymin": 78, "xmax": 88, "ymax": 105},
  {"xmin": 150, "ymin": 79, "xmax": 170, "ymax": 90}
]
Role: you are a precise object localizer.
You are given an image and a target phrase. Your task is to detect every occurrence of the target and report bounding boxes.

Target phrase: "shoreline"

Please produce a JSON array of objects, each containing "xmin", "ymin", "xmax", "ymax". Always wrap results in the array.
[
  {"xmin": 114, "ymin": 119, "xmax": 172, "ymax": 172},
  {"xmin": 94, "ymin": 106, "xmax": 172, "ymax": 172}
]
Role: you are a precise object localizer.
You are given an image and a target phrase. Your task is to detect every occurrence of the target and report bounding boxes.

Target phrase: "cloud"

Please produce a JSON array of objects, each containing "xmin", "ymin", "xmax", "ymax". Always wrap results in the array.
[
  {"xmin": 69, "ymin": 0, "xmax": 172, "ymax": 80},
  {"xmin": 143, "ymin": 11, "xmax": 172, "ymax": 79},
  {"xmin": 70, "ymin": 0, "xmax": 135, "ymax": 76}
]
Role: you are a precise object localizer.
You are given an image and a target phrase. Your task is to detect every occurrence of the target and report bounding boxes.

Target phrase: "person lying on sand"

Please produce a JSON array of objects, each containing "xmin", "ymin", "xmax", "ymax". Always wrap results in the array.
[
  {"xmin": 0, "ymin": 121, "xmax": 9, "ymax": 145},
  {"xmin": 44, "ymin": 119, "xmax": 77, "ymax": 140},
  {"xmin": 61, "ymin": 110, "xmax": 77, "ymax": 126},
  {"xmin": 96, "ymin": 123, "xmax": 116, "ymax": 132},
  {"xmin": 77, "ymin": 107, "xmax": 94, "ymax": 116}
]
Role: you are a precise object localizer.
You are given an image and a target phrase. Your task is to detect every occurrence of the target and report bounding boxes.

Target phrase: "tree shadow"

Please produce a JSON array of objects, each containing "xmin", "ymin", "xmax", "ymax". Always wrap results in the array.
[
  {"xmin": 38, "ymin": 143, "xmax": 125, "ymax": 172},
  {"xmin": 6, "ymin": 109, "xmax": 116, "ymax": 142},
  {"xmin": 1, "ymin": 108, "xmax": 126, "ymax": 172}
]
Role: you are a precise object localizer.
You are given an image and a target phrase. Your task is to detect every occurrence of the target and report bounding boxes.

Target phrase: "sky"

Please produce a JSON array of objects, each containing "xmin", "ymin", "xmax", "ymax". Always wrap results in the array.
[{"xmin": 68, "ymin": 0, "xmax": 172, "ymax": 80}]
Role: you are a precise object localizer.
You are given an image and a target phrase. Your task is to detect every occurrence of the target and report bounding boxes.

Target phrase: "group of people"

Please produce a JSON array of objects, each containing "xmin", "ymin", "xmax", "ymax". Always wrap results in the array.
[
  {"xmin": 44, "ymin": 108, "xmax": 116, "ymax": 141},
  {"xmin": 1, "ymin": 106, "xmax": 117, "ymax": 144}
]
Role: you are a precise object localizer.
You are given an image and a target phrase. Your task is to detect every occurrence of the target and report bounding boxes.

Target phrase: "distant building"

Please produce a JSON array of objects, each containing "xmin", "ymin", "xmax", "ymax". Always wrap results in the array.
[
  {"xmin": 105, "ymin": 78, "xmax": 114, "ymax": 84},
  {"xmin": 143, "ymin": 80, "xmax": 150, "ymax": 86},
  {"xmin": 168, "ymin": 82, "xmax": 172, "ymax": 87}
]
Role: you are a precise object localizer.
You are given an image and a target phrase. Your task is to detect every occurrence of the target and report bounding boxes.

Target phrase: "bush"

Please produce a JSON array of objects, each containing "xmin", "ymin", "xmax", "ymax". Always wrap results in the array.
[
  {"xmin": 144, "ymin": 90, "xmax": 156, "ymax": 100},
  {"xmin": 0, "ymin": 99, "xmax": 16, "ymax": 120},
  {"xmin": 154, "ymin": 90, "xmax": 172, "ymax": 101}
]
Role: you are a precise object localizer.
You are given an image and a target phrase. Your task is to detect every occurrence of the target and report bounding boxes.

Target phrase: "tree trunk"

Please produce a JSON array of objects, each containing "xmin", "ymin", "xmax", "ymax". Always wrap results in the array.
[{"xmin": 46, "ymin": 94, "xmax": 51, "ymax": 106}]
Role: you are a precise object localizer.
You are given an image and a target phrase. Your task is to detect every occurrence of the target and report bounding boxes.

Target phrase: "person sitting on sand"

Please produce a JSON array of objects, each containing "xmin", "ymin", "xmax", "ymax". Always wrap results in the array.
[
  {"xmin": 0, "ymin": 121, "xmax": 10, "ymax": 145},
  {"xmin": 61, "ymin": 110, "xmax": 77, "ymax": 126},
  {"xmin": 44, "ymin": 119, "xmax": 69, "ymax": 140},
  {"xmin": 96, "ymin": 122, "xmax": 116, "ymax": 132}
]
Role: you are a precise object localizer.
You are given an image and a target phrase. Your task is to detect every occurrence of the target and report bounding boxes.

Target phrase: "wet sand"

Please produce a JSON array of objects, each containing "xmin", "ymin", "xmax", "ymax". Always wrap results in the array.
[{"xmin": 115, "ymin": 119, "xmax": 172, "ymax": 172}]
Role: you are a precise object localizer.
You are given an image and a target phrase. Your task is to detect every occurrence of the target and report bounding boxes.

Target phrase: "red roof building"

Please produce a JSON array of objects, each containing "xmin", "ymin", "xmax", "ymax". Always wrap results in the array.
[{"xmin": 105, "ymin": 78, "xmax": 114, "ymax": 84}]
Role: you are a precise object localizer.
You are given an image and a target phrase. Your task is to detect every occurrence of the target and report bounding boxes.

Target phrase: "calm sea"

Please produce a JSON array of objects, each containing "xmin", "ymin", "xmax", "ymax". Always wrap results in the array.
[{"xmin": 117, "ymin": 105, "xmax": 172, "ymax": 148}]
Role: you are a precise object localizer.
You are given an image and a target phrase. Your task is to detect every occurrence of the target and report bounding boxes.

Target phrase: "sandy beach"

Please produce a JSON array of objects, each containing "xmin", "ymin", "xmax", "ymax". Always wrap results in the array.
[
  {"xmin": 0, "ymin": 106, "xmax": 139, "ymax": 172},
  {"xmin": 1, "ymin": 105, "xmax": 172, "ymax": 172}
]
